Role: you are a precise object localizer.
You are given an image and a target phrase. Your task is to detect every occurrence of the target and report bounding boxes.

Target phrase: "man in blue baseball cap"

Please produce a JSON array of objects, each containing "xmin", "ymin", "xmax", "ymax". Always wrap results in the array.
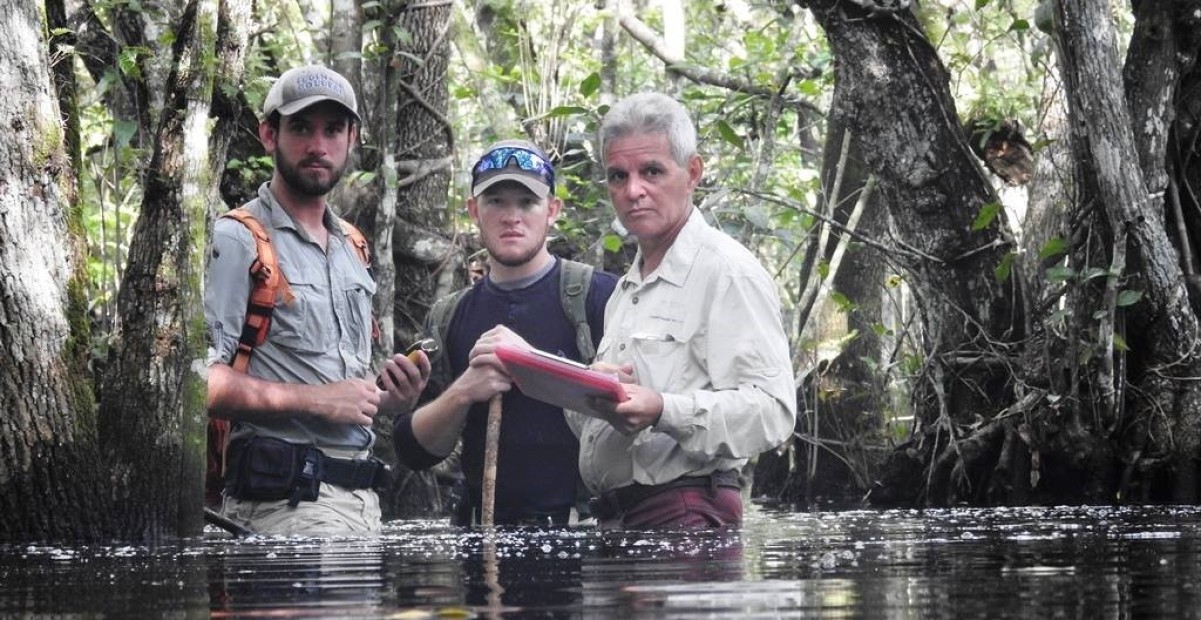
[{"xmin": 393, "ymin": 139, "xmax": 619, "ymax": 526}]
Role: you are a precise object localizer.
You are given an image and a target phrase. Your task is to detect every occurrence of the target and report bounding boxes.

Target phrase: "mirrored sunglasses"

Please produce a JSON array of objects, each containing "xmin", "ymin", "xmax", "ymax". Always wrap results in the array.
[{"xmin": 471, "ymin": 146, "xmax": 555, "ymax": 191}]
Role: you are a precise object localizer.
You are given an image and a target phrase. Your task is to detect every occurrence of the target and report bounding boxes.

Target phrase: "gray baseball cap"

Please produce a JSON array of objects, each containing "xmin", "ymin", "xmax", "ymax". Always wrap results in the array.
[
  {"xmin": 470, "ymin": 139, "xmax": 556, "ymax": 198},
  {"xmin": 262, "ymin": 65, "xmax": 360, "ymax": 123}
]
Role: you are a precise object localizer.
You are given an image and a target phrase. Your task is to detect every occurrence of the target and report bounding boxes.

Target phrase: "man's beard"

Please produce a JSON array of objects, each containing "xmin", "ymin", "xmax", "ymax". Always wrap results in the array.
[
  {"xmin": 275, "ymin": 151, "xmax": 346, "ymax": 197},
  {"xmin": 486, "ymin": 233, "xmax": 545, "ymax": 268}
]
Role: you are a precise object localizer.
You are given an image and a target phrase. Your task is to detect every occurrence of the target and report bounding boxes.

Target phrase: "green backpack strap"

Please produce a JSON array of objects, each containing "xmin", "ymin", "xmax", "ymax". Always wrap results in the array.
[
  {"xmin": 558, "ymin": 259, "xmax": 596, "ymax": 362},
  {"xmin": 426, "ymin": 286, "xmax": 473, "ymax": 391}
]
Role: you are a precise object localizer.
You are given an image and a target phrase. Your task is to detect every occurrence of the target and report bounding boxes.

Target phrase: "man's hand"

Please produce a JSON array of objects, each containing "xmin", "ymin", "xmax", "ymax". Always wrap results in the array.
[
  {"xmin": 589, "ymin": 383, "xmax": 663, "ymax": 435},
  {"xmin": 309, "ymin": 378, "xmax": 383, "ymax": 426},
  {"xmin": 468, "ymin": 325, "xmax": 532, "ymax": 359},
  {"xmin": 445, "ymin": 359, "xmax": 513, "ymax": 406},
  {"xmin": 442, "ymin": 327, "xmax": 523, "ymax": 406},
  {"xmin": 591, "ymin": 361, "xmax": 635, "ymax": 383},
  {"xmin": 377, "ymin": 350, "xmax": 433, "ymax": 413}
]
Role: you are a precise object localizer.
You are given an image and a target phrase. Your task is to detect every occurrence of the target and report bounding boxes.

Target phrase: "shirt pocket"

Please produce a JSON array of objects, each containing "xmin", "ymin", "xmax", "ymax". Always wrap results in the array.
[
  {"xmin": 629, "ymin": 326, "xmax": 691, "ymax": 391},
  {"xmin": 341, "ymin": 275, "xmax": 376, "ymax": 356},
  {"xmin": 271, "ymin": 267, "xmax": 336, "ymax": 355}
]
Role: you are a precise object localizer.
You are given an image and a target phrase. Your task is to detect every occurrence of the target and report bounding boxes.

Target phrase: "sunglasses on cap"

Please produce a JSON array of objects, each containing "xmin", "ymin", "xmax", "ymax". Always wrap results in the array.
[{"xmin": 471, "ymin": 146, "xmax": 555, "ymax": 191}]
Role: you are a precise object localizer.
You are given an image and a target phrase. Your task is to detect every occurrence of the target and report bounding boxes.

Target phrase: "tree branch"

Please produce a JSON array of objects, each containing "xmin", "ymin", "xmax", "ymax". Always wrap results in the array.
[
  {"xmin": 392, "ymin": 155, "xmax": 453, "ymax": 189},
  {"xmin": 615, "ymin": 9, "xmax": 821, "ymax": 114}
]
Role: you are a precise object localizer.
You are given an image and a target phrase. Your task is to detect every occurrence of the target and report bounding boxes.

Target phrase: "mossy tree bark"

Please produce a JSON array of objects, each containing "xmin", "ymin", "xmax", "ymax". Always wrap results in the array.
[{"xmin": 95, "ymin": 0, "xmax": 250, "ymax": 541}]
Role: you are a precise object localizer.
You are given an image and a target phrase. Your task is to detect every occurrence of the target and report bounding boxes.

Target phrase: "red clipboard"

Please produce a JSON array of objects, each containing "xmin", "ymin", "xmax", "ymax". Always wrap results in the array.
[{"xmin": 495, "ymin": 345, "xmax": 628, "ymax": 416}]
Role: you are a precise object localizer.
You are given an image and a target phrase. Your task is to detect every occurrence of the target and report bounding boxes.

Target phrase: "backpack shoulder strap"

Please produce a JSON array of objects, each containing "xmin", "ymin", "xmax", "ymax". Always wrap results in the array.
[
  {"xmin": 337, "ymin": 218, "xmax": 372, "ymax": 269},
  {"xmin": 559, "ymin": 259, "xmax": 596, "ymax": 362},
  {"xmin": 427, "ymin": 285, "xmax": 473, "ymax": 390},
  {"xmin": 220, "ymin": 208, "xmax": 293, "ymax": 373}
]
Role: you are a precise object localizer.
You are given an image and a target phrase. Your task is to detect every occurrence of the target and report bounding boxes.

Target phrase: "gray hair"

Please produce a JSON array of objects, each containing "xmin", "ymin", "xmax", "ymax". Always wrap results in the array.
[{"xmin": 599, "ymin": 93, "xmax": 697, "ymax": 167}]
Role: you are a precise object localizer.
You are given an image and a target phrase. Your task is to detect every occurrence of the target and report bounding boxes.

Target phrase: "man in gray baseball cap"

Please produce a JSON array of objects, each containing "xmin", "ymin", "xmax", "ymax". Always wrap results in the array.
[
  {"xmin": 262, "ymin": 64, "xmax": 361, "ymax": 124},
  {"xmin": 204, "ymin": 64, "xmax": 431, "ymax": 536}
]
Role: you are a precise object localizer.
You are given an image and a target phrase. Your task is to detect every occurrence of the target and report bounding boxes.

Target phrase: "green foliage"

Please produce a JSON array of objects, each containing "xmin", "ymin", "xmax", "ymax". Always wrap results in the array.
[
  {"xmin": 1116, "ymin": 289, "xmax": 1143, "ymax": 307},
  {"xmin": 1039, "ymin": 236, "xmax": 1068, "ymax": 260},
  {"xmin": 923, "ymin": 0, "xmax": 1046, "ymax": 144},
  {"xmin": 830, "ymin": 291, "xmax": 856, "ymax": 313},
  {"xmin": 994, "ymin": 250, "xmax": 1016, "ymax": 283},
  {"xmin": 972, "ymin": 201, "xmax": 1002, "ymax": 230}
]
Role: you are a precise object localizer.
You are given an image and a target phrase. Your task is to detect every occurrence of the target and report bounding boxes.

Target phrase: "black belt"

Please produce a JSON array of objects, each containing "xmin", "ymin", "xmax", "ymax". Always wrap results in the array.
[
  {"xmin": 320, "ymin": 454, "xmax": 390, "ymax": 490},
  {"xmin": 225, "ymin": 437, "xmax": 391, "ymax": 506},
  {"xmin": 589, "ymin": 470, "xmax": 741, "ymax": 521}
]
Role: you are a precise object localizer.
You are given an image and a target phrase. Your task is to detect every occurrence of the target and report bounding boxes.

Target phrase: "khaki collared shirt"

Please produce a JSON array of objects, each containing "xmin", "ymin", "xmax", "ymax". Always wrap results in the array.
[
  {"xmin": 567, "ymin": 208, "xmax": 797, "ymax": 494},
  {"xmin": 204, "ymin": 183, "xmax": 377, "ymax": 451}
]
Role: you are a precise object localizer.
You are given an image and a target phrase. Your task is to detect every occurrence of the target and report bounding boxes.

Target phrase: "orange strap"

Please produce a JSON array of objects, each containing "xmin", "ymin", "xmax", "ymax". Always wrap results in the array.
[{"xmin": 221, "ymin": 209, "xmax": 294, "ymax": 372}]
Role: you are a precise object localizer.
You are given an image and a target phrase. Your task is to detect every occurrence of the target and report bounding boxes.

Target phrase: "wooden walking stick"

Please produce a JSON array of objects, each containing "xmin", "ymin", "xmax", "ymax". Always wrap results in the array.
[{"xmin": 481, "ymin": 393, "xmax": 503, "ymax": 527}]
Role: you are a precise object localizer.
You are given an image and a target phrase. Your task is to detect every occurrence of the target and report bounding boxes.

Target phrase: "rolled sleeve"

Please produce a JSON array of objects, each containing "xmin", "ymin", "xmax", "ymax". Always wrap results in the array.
[{"xmin": 203, "ymin": 222, "xmax": 256, "ymax": 367}]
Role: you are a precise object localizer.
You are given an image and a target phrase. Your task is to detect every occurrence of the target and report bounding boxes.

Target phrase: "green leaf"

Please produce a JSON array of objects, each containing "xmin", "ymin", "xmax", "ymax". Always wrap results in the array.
[
  {"xmin": 797, "ymin": 79, "xmax": 822, "ymax": 96},
  {"xmin": 1038, "ymin": 237, "xmax": 1067, "ymax": 260},
  {"xmin": 975, "ymin": 0, "xmax": 990, "ymax": 8},
  {"xmin": 971, "ymin": 202, "xmax": 1001, "ymax": 231},
  {"xmin": 602, "ymin": 233, "xmax": 624, "ymax": 253},
  {"xmin": 715, "ymin": 120, "xmax": 744, "ymax": 149},
  {"xmin": 1009, "ymin": 19, "xmax": 1029, "ymax": 32},
  {"xmin": 1114, "ymin": 332, "xmax": 1129, "ymax": 352},
  {"xmin": 1046, "ymin": 266, "xmax": 1075, "ymax": 282},
  {"xmin": 547, "ymin": 105, "xmax": 589, "ymax": 118},
  {"xmin": 393, "ymin": 26, "xmax": 414, "ymax": 46},
  {"xmin": 994, "ymin": 250, "xmax": 1015, "ymax": 283},
  {"xmin": 830, "ymin": 291, "xmax": 855, "ymax": 313},
  {"xmin": 1082, "ymin": 267, "xmax": 1110, "ymax": 282},
  {"xmin": 579, "ymin": 73, "xmax": 601, "ymax": 98},
  {"xmin": 118, "ymin": 48, "xmax": 141, "ymax": 79},
  {"xmin": 1116, "ymin": 289, "xmax": 1144, "ymax": 307}
]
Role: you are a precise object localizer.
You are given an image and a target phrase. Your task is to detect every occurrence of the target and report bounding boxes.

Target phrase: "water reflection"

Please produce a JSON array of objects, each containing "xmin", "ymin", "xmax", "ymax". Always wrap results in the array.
[{"xmin": 1, "ymin": 505, "xmax": 1200, "ymax": 617}]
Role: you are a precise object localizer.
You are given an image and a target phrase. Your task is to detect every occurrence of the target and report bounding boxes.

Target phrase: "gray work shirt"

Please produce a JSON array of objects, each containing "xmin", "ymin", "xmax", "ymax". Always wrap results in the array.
[{"xmin": 204, "ymin": 183, "xmax": 377, "ymax": 452}]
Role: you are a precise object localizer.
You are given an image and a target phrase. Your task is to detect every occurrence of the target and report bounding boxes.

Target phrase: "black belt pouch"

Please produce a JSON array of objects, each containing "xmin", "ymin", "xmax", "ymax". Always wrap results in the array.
[{"xmin": 227, "ymin": 436, "xmax": 320, "ymax": 503}]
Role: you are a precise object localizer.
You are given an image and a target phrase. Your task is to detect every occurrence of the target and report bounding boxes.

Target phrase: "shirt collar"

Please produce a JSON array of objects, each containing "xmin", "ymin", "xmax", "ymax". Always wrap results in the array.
[
  {"xmin": 256, "ymin": 182, "xmax": 344, "ymax": 241},
  {"xmin": 622, "ymin": 207, "xmax": 707, "ymax": 287}
]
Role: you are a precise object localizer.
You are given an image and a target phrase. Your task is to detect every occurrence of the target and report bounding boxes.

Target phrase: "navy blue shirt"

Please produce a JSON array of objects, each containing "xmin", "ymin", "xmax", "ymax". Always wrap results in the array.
[{"xmin": 394, "ymin": 259, "xmax": 617, "ymax": 523}]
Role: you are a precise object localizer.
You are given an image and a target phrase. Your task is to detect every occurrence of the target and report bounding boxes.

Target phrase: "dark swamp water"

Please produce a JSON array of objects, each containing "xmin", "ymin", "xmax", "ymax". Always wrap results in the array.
[{"xmin": 2, "ymin": 504, "xmax": 1200, "ymax": 618}]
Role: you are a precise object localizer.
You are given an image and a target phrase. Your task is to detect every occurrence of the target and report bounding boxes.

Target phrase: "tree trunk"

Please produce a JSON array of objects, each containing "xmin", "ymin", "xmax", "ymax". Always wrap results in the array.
[
  {"xmin": 363, "ymin": 0, "xmax": 455, "ymax": 519},
  {"xmin": 801, "ymin": 1, "xmax": 1024, "ymax": 506},
  {"xmin": 1055, "ymin": 0, "xmax": 1201, "ymax": 502},
  {"xmin": 97, "ymin": 0, "xmax": 249, "ymax": 540},
  {"xmin": 0, "ymin": 0, "xmax": 105, "ymax": 541}
]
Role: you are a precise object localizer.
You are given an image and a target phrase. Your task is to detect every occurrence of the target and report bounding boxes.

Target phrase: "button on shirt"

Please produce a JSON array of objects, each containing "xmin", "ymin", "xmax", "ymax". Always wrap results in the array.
[
  {"xmin": 204, "ymin": 183, "xmax": 377, "ymax": 452},
  {"xmin": 566, "ymin": 208, "xmax": 798, "ymax": 494}
]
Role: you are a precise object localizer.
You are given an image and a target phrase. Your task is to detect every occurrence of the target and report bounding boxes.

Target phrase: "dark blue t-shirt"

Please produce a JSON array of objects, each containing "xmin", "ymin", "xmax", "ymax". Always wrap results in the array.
[{"xmin": 394, "ymin": 259, "xmax": 617, "ymax": 523}]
